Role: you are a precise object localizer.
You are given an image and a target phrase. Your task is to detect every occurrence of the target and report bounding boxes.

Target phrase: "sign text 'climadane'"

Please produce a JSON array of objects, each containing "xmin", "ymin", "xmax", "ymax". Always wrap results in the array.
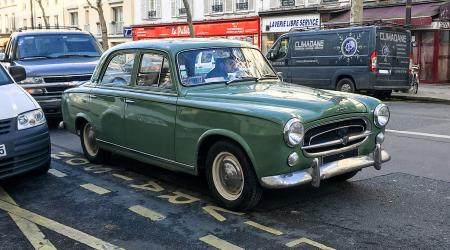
[
  {"xmin": 294, "ymin": 40, "xmax": 325, "ymax": 51},
  {"xmin": 379, "ymin": 32, "xmax": 407, "ymax": 43}
]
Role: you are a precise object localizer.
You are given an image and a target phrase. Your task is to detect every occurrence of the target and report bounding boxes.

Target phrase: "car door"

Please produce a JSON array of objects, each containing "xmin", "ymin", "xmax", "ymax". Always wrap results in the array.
[
  {"xmin": 122, "ymin": 50, "xmax": 177, "ymax": 161},
  {"xmin": 89, "ymin": 50, "xmax": 137, "ymax": 147},
  {"xmin": 267, "ymin": 37, "xmax": 291, "ymax": 83}
]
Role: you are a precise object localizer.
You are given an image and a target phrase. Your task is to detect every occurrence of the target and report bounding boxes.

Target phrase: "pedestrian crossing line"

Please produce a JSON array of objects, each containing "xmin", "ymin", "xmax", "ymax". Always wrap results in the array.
[
  {"xmin": 129, "ymin": 205, "xmax": 166, "ymax": 221},
  {"xmin": 244, "ymin": 220, "xmax": 283, "ymax": 236},
  {"xmin": 112, "ymin": 173, "xmax": 134, "ymax": 181},
  {"xmin": 0, "ymin": 187, "xmax": 56, "ymax": 250},
  {"xmin": 285, "ymin": 237, "xmax": 335, "ymax": 250},
  {"xmin": 80, "ymin": 183, "xmax": 111, "ymax": 195},
  {"xmin": 199, "ymin": 234, "xmax": 244, "ymax": 250},
  {"xmin": 48, "ymin": 168, "xmax": 67, "ymax": 177},
  {"xmin": 0, "ymin": 199, "xmax": 123, "ymax": 250}
]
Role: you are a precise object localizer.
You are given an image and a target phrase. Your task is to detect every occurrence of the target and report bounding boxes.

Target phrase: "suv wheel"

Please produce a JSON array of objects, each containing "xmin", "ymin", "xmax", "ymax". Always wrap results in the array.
[
  {"xmin": 205, "ymin": 141, "xmax": 262, "ymax": 210},
  {"xmin": 336, "ymin": 78, "xmax": 356, "ymax": 93},
  {"xmin": 80, "ymin": 122, "xmax": 110, "ymax": 164}
]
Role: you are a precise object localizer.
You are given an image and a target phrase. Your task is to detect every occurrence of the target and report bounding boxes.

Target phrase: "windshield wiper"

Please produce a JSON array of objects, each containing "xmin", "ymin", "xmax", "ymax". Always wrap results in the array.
[
  {"xmin": 50, "ymin": 54, "xmax": 98, "ymax": 58},
  {"xmin": 19, "ymin": 55, "xmax": 52, "ymax": 60},
  {"xmin": 257, "ymin": 74, "xmax": 279, "ymax": 81},
  {"xmin": 226, "ymin": 76, "xmax": 259, "ymax": 85}
]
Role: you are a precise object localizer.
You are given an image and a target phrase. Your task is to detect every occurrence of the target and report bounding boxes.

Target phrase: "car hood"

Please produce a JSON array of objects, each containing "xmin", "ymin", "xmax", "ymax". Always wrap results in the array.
[
  {"xmin": 14, "ymin": 57, "xmax": 99, "ymax": 77},
  {"xmin": 184, "ymin": 82, "xmax": 370, "ymax": 123},
  {"xmin": 0, "ymin": 84, "xmax": 38, "ymax": 120}
]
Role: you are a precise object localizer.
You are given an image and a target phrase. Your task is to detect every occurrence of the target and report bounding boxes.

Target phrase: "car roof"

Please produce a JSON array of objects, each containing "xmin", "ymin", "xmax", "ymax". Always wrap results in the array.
[
  {"xmin": 12, "ymin": 30, "xmax": 92, "ymax": 37},
  {"xmin": 109, "ymin": 38, "xmax": 257, "ymax": 54}
]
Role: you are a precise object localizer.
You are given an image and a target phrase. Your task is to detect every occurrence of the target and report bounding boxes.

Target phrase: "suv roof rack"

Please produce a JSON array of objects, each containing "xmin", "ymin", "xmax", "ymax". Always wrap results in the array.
[{"xmin": 16, "ymin": 26, "xmax": 82, "ymax": 32}]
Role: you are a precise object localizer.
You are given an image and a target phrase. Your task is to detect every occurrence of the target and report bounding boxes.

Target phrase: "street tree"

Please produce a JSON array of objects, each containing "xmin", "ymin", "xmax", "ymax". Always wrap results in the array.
[
  {"xmin": 35, "ymin": 0, "xmax": 49, "ymax": 28},
  {"xmin": 87, "ymin": 0, "xmax": 109, "ymax": 50},
  {"xmin": 182, "ymin": 0, "xmax": 195, "ymax": 37}
]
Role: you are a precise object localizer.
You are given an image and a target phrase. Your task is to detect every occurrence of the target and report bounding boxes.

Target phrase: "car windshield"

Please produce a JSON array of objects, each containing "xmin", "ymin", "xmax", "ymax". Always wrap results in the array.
[
  {"xmin": 0, "ymin": 67, "xmax": 13, "ymax": 86},
  {"xmin": 178, "ymin": 47, "xmax": 277, "ymax": 86},
  {"xmin": 16, "ymin": 34, "xmax": 102, "ymax": 60}
]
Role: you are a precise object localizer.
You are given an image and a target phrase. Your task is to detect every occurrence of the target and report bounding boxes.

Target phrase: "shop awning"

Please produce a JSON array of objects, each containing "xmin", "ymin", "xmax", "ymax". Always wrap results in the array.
[{"xmin": 327, "ymin": 3, "xmax": 442, "ymax": 26}]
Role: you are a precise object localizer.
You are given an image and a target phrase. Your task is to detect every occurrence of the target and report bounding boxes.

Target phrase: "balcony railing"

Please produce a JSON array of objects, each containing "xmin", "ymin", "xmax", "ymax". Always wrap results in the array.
[
  {"xmin": 179, "ymin": 8, "xmax": 187, "ymax": 16},
  {"xmin": 109, "ymin": 21, "xmax": 123, "ymax": 35},
  {"xmin": 281, "ymin": 0, "xmax": 295, "ymax": 7},
  {"xmin": 236, "ymin": 2, "xmax": 248, "ymax": 11},
  {"xmin": 148, "ymin": 10, "xmax": 157, "ymax": 18},
  {"xmin": 212, "ymin": 4, "xmax": 223, "ymax": 13}
]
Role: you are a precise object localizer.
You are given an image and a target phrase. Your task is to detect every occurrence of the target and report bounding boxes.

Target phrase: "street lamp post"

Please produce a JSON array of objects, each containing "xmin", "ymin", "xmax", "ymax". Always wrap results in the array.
[{"xmin": 405, "ymin": 0, "xmax": 412, "ymax": 29}]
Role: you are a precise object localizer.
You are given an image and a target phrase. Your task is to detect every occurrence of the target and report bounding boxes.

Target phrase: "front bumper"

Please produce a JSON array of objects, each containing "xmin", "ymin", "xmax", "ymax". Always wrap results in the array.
[
  {"xmin": 0, "ymin": 120, "xmax": 51, "ymax": 180},
  {"xmin": 33, "ymin": 96, "xmax": 62, "ymax": 118},
  {"xmin": 260, "ymin": 144, "xmax": 390, "ymax": 189}
]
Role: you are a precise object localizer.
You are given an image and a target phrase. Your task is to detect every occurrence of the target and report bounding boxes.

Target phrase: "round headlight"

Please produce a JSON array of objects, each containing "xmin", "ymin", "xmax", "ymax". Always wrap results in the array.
[
  {"xmin": 374, "ymin": 104, "xmax": 390, "ymax": 127},
  {"xmin": 283, "ymin": 118, "xmax": 304, "ymax": 147}
]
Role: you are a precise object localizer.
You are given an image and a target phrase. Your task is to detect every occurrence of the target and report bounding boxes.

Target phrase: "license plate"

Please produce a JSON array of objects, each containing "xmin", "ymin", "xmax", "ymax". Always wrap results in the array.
[{"xmin": 0, "ymin": 144, "xmax": 6, "ymax": 158}]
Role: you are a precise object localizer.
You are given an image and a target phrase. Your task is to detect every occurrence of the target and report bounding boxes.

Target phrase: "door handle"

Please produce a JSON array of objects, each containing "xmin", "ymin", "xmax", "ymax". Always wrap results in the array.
[
  {"xmin": 89, "ymin": 94, "xmax": 97, "ymax": 98},
  {"xmin": 124, "ymin": 99, "xmax": 135, "ymax": 104}
]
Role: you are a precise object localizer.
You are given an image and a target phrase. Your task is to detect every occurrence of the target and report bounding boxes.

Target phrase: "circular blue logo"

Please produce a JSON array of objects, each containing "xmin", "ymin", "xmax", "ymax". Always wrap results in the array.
[
  {"xmin": 382, "ymin": 44, "xmax": 390, "ymax": 56},
  {"xmin": 341, "ymin": 37, "xmax": 358, "ymax": 57}
]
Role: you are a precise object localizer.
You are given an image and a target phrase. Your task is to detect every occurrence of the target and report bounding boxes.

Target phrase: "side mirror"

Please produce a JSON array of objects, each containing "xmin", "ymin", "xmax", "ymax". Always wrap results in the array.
[
  {"xmin": 9, "ymin": 66, "xmax": 26, "ymax": 82},
  {"xmin": 277, "ymin": 72, "xmax": 283, "ymax": 81},
  {"xmin": 0, "ymin": 53, "xmax": 5, "ymax": 61},
  {"xmin": 266, "ymin": 52, "xmax": 274, "ymax": 60}
]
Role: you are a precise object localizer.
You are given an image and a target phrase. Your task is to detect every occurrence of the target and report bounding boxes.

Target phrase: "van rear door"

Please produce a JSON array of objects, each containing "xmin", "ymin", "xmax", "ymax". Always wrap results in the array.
[{"xmin": 375, "ymin": 27, "xmax": 411, "ymax": 88}]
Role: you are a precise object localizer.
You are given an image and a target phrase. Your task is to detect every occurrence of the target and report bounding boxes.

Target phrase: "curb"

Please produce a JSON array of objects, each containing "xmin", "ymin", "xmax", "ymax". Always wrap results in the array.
[{"xmin": 391, "ymin": 94, "xmax": 450, "ymax": 104}]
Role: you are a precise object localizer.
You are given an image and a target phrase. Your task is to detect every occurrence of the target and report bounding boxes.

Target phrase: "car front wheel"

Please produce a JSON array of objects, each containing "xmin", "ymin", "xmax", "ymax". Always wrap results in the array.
[
  {"xmin": 205, "ymin": 141, "xmax": 262, "ymax": 211},
  {"xmin": 336, "ymin": 78, "xmax": 356, "ymax": 93},
  {"xmin": 80, "ymin": 122, "xmax": 109, "ymax": 164}
]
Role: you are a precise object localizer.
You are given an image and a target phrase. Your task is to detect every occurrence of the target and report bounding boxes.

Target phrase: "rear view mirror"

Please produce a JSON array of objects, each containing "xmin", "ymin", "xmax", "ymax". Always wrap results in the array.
[
  {"xmin": 266, "ymin": 52, "xmax": 274, "ymax": 60},
  {"xmin": 9, "ymin": 66, "xmax": 26, "ymax": 82},
  {"xmin": 0, "ymin": 53, "xmax": 5, "ymax": 61}
]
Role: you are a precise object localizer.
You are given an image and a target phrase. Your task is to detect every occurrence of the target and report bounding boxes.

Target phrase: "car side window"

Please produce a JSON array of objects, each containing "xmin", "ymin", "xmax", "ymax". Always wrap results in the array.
[
  {"xmin": 100, "ymin": 52, "xmax": 136, "ymax": 86},
  {"xmin": 137, "ymin": 52, "xmax": 173, "ymax": 90},
  {"xmin": 270, "ymin": 37, "xmax": 289, "ymax": 60}
]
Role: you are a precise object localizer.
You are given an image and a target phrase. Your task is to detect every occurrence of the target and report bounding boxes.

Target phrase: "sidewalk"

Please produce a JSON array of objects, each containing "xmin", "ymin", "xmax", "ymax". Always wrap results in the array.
[{"xmin": 392, "ymin": 84, "xmax": 450, "ymax": 103}]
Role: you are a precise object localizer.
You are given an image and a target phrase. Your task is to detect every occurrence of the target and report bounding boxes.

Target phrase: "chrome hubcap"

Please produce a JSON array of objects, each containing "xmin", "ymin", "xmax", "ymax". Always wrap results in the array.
[
  {"xmin": 341, "ymin": 83, "xmax": 352, "ymax": 92},
  {"xmin": 83, "ymin": 123, "xmax": 99, "ymax": 157},
  {"xmin": 212, "ymin": 152, "xmax": 244, "ymax": 201}
]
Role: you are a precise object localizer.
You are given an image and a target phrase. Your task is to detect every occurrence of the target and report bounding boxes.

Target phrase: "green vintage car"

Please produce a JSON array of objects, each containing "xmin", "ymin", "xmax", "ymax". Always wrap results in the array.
[{"xmin": 61, "ymin": 39, "xmax": 390, "ymax": 210}]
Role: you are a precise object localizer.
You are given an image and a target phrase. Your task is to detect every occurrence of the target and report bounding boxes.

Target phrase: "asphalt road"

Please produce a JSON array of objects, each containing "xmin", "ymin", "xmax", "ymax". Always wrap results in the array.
[{"xmin": 1, "ymin": 99, "xmax": 449, "ymax": 249}]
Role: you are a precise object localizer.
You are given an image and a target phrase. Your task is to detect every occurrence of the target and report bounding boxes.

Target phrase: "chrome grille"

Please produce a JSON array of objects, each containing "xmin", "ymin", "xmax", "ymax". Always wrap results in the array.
[
  {"xmin": 0, "ymin": 119, "xmax": 12, "ymax": 135},
  {"xmin": 302, "ymin": 118, "xmax": 371, "ymax": 157},
  {"xmin": 43, "ymin": 74, "xmax": 91, "ymax": 83}
]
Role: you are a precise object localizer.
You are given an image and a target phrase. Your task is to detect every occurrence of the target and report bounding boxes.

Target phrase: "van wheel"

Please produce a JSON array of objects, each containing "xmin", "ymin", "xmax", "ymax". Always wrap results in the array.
[
  {"xmin": 336, "ymin": 78, "xmax": 355, "ymax": 93},
  {"xmin": 205, "ymin": 141, "xmax": 263, "ymax": 211},
  {"xmin": 80, "ymin": 122, "xmax": 110, "ymax": 164}
]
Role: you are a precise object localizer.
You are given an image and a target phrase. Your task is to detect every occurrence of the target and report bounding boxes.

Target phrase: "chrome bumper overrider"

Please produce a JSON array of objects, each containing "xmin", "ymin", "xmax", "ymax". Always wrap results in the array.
[{"xmin": 260, "ymin": 144, "xmax": 390, "ymax": 189}]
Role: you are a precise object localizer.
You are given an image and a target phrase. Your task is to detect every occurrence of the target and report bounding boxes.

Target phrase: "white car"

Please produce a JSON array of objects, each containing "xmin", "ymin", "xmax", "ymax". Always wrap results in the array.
[{"xmin": 0, "ymin": 65, "xmax": 50, "ymax": 179}]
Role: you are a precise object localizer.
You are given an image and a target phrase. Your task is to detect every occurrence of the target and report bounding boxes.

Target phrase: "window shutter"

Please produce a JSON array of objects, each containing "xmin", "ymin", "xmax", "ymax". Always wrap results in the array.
[
  {"xmin": 204, "ymin": 0, "xmax": 210, "ymax": 14},
  {"xmin": 171, "ymin": 0, "xmax": 177, "ymax": 17},
  {"xmin": 270, "ymin": 0, "xmax": 278, "ymax": 8},
  {"xmin": 156, "ymin": 0, "xmax": 162, "ymax": 18},
  {"xmin": 295, "ymin": 0, "xmax": 304, "ymax": 6},
  {"xmin": 142, "ymin": 0, "xmax": 149, "ymax": 20},
  {"xmin": 248, "ymin": 0, "xmax": 254, "ymax": 11},
  {"xmin": 225, "ymin": 0, "xmax": 233, "ymax": 13}
]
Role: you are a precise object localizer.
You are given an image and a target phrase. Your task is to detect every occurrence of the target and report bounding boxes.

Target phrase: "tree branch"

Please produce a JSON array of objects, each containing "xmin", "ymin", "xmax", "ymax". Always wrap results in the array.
[{"xmin": 86, "ymin": 0, "xmax": 99, "ymax": 12}]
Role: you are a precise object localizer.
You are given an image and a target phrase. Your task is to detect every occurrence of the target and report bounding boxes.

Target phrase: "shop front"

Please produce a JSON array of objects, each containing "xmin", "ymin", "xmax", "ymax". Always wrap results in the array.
[
  {"xmin": 132, "ymin": 17, "xmax": 260, "ymax": 47},
  {"xmin": 260, "ymin": 13, "xmax": 321, "ymax": 54}
]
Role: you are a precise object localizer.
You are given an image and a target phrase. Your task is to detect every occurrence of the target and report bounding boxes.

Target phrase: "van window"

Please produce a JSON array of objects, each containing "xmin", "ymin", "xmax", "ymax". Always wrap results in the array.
[
  {"xmin": 269, "ymin": 37, "xmax": 289, "ymax": 60},
  {"xmin": 0, "ymin": 67, "xmax": 12, "ymax": 85}
]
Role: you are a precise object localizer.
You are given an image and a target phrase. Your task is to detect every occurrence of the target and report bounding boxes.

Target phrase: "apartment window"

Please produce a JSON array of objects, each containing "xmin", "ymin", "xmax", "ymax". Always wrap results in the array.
[
  {"xmin": 54, "ymin": 15, "xmax": 59, "ymax": 28},
  {"xmin": 171, "ymin": 0, "xmax": 192, "ymax": 18},
  {"xmin": 23, "ymin": 18, "xmax": 27, "ymax": 28},
  {"xmin": 111, "ymin": 6, "xmax": 123, "ymax": 35},
  {"xmin": 212, "ymin": 0, "xmax": 223, "ymax": 13},
  {"xmin": 70, "ymin": 12, "xmax": 78, "ymax": 27},
  {"xmin": 148, "ymin": 0, "xmax": 157, "ymax": 18},
  {"xmin": 11, "ymin": 14, "xmax": 15, "ymax": 31},
  {"xmin": 178, "ymin": 0, "xmax": 187, "ymax": 16},
  {"xmin": 84, "ymin": 10, "xmax": 90, "ymax": 31},
  {"xmin": 236, "ymin": 0, "xmax": 248, "ymax": 11}
]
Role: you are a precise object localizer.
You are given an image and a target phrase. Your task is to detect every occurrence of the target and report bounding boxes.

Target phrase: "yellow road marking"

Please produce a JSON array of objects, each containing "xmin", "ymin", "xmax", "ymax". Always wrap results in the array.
[
  {"xmin": 112, "ymin": 173, "xmax": 134, "ymax": 181},
  {"xmin": 50, "ymin": 151, "xmax": 74, "ymax": 160},
  {"xmin": 286, "ymin": 237, "xmax": 335, "ymax": 250},
  {"xmin": 202, "ymin": 205, "xmax": 244, "ymax": 222},
  {"xmin": 48, "ymin": 169, "xmax": 67, "ymax": 177},
  {"xmin": 158, "ymin": 191, "xmax": 200, "ymax": 204},
  {"xmin": 129, "ymin": 205, "xmax": 165, "ymax": 221},
  {"xmin": 199, "ymin": 234, "xmax": 244, "ymax": 250},
  {"xmin": 0, "ymin": 199, "xmax": 123, "ymax": 250},
  {"xmin": 0, "ymin": 187, "xmax": 56, "ymax": 250},
  {"xmin": 130, "ymin": 181, "xmax": 164, "ymax": 192},
  {"xmin": 80, "ymin": 183, "xmax": 111, "ymax": 195},
  {"xmin": 244, "ymin": 220, "xmax": 283, "ymax": 236}
]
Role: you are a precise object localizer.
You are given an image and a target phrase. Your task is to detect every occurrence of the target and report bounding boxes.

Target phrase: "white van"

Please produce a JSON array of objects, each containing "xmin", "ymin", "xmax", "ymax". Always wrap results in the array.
[{"xmin": 0, "ymin": 65, "xmax": 50, "ymax": 179}]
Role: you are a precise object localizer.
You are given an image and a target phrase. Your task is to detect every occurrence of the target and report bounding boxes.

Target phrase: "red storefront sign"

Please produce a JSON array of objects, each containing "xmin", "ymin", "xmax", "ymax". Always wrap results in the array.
[{"xmin": 132, "ymin": 18, "xmax": 260, "ymax": 40}]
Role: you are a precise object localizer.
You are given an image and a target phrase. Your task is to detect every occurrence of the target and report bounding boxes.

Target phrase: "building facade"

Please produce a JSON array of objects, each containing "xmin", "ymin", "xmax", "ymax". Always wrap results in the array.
[{"xmin": 132, "ymin": 0, "xmax": 261, "ymax": 46}]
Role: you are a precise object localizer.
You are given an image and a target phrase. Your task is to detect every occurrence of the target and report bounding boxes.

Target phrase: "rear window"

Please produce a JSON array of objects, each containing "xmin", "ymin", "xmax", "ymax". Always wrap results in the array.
[
  {"xmin": 15, "ymin": 34, "xmax": 102, "ymax": 60},
  {"xmin": 0, "ymin": 67, "xmax": 12, "ymax": 86}
]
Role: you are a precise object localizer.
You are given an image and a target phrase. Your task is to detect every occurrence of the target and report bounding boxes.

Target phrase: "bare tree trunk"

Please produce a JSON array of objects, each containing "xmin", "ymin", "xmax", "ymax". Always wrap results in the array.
[
  {"xmin": 182, "ymin": 0, "xmax": 195, "ymax": 37},
  {"xmin": 36, "ymin": 0, "xmax": 49, "ymax": 28},
  {"xmin": 87, "ymin": 0, "xmax": 109, "ymax": 50}
]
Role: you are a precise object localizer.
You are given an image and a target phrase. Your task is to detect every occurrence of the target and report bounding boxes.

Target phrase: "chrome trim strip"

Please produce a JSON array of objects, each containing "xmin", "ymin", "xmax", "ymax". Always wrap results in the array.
[
  {"xmin": 302, "ymin": 130, "xmax": 372, "ymax": 150},
  {"xmin": 303, "ymin": 136, "xmax": 369, "ymax": 158},
  {"xmin": 309, "ymin": 124, "xmax": 365, "ymax": 145},
  {"xmin": 260, "ymin": 148, "xmax": 390, "ymax": 189},
  {"xmin": 96, "ymin": 139, "xmax": 195, "ymax": 169}
]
